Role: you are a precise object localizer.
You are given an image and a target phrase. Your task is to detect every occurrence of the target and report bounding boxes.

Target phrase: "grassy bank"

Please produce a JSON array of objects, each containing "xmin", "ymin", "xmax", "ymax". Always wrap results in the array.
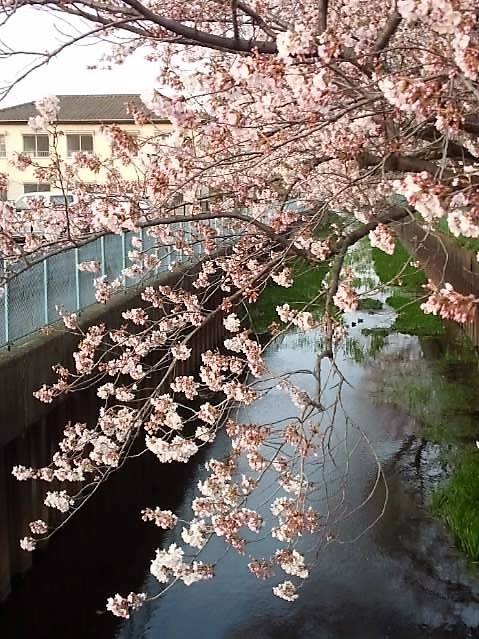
[
  {"xmin": 373, "ymin": 330, "xmax": 479, "ymax": 562},
  {"xmin": 247, "ymin": 259, "xmax": 328, "ymax": 334},
  {"xmin": 385, "ymin": 293, "xmax": 445, "ymax": 336},
  {"xmin": 433, "ymin": 452, "xmax": 479, "ymax": 561},
  {"xmin": 372, "ymin": 240, "xmax": 479, "ymax": 561},
  {"xmin": 372, "ymin": 242, "xmax": 444, "ymax": 336}
]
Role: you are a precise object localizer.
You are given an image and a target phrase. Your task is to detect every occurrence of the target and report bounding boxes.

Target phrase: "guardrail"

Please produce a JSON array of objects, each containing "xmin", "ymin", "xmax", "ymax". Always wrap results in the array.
[
  {"xmin": 0, "ymin": 199, "xmax": 306, "ymax": 348},
  {"xmin": 0, "ymin": 217, "xmax": 226, "ymax": 348}
]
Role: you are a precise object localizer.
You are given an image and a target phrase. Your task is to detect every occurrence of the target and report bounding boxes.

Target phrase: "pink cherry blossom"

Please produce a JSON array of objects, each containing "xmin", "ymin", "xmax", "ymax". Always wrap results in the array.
[
  {"xmin": 333, "ymin": 283, "xmax": 359, "ymax": 313},
  {"xmin": 4, "ymin": 0, "xmax": 479, "ymax": 617},
  {"xmin": 369, "ymin": 224, "xmax": 396, "ymax": 255},
  {"xmin": 141, "ymin": 508, "xmax": 178, "ymax": 529},
  {"xmin": 272, "ymin": 580, "xmax": 299, "ymax": 602},
  {"xmin": 78, "ymin": 260, "xmax": 101, "ymax": 273},
  {"xmin": 421, "ymin": 281, "xmax": 479, "ymax": 323},
  {"xmin": 106, "ymin": 592, "xmax": 146, "ymax": 618}
]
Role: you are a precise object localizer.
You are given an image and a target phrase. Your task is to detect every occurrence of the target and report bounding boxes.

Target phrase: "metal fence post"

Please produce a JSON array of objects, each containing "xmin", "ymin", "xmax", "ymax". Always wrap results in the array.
[
  {"xmin": 74, "ymin": 247, "xmax": 80, "ymax": 311},
  {"xmin": 121, "ymin": 232, "xmax": 127, "ymax": 287},
  {"xmin": 43, "ymin": 259, "xmax": 49, "ymax": 324},
  {"xmin": 3, "ymin": 281, "xmax": 9, "ymax": 344},
  {"xmin": 100, "ymin": 236, "xmax": 106, "ymax": 277}
]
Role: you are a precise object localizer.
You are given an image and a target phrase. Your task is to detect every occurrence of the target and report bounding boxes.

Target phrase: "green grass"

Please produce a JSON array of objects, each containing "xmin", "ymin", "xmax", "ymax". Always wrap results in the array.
[
  {"xmin": 373, "ymin": 236, "xmax": 479, "ymax": 561},
  {"xmin": 372, "ymin": 330, "xmax": 479, "ymax": 561},
  {"xmin": 372, "ymin": 242, "xmax": 426, "ymax": 289},
  {"xmin": 358, "ymin": 298, "xmax": 383, "ymax": 311},
  {"xmin": 386, "ymin": 293, "xmax": 445, "ymax": 336},
  {"xmin": 247, "ymin": 260, "xmax": 328, "ymax": 334},
  {"xmin": 371, "ymin": 241, "xmax": 445, "ymax": 336},
  {"xmin": 433, "ymin": 452, "xmax": 479, "ymax": 561}
]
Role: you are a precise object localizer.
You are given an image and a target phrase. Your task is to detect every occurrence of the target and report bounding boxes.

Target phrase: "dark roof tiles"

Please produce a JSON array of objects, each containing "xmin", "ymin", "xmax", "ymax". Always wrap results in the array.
[{"xmin": 0, "ymin": 94, "xmax": 165, "ymax": 123}]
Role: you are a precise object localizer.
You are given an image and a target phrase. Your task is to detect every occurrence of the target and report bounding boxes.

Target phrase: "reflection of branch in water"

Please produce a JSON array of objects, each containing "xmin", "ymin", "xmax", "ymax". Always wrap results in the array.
[
  {"xmin": 390, "ymin": 434, "xmax": 416, "ymax": 466},
  {"xmin": 114, "ymin": 330, "xmax": 390, "ymax": 624},
  {"xmin": 249, "ymin": 350, "xmax": 387, "ymax": 565},
  {"xmin": 415, "ymin": 438, "xmax": 427, "ymax": 506},
  {"xmin": 326, "ymin": 400, "xmax": 389, "ymax": 545},
  {"xmin": 380, "ymin": 434, "xmax": 432, "ymax": 507}
]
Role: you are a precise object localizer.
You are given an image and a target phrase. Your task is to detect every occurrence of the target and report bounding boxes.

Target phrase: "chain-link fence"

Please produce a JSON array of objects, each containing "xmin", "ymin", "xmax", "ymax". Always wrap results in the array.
[
  {"xmin": 0, "ymin": 219, "xmax": 230, "ymax": 347},
  {"xmin": 0, "ymin": 199, "xmax": 305, "ymax": 348}
]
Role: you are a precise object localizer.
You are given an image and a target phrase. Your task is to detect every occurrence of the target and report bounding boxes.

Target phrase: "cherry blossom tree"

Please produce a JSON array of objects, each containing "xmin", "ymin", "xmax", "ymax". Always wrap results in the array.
[{"xmin": 1, "ymin": 0, "xmax": 479, "ymax": 614}]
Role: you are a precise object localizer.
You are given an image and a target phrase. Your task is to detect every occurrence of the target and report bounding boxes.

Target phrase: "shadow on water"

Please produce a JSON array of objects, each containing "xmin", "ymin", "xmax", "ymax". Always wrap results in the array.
[
  {"xmin": 0, "ymin": 388, "xmax": 213, "ymax": 639},
  {"xmin": 1, "ymin": 303, "xmax": 479, "ymax": 638}
]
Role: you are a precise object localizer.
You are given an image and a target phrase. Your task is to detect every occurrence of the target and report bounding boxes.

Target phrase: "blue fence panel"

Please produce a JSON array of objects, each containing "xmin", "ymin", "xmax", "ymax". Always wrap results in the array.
[
  {"xmin": 0, "ymin": 215, "xmax": 237, "ymax": 347},
  {"xmin": 104, "ymin": 234, "xmax": 124, "ymax": 281},
  {"xmin": 78, "ymin": 238, "xmax": 102, "ymax": 308},
  {"xmin": 123, "ymin": 231, "xmax": 141, "ymax": 288},
  {"xmin": 7, "ymin": 261, "xmax": 45, "ymax": 342},
  {"xmin": 46, "ymin": 251, "xmax": 77, "ymax": 320}
]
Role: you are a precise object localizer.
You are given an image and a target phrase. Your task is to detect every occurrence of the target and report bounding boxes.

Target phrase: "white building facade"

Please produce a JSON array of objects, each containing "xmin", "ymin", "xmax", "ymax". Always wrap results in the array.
[{"xmin": 0, "ymin": 94, "xmax": 170, "ymax": 201}]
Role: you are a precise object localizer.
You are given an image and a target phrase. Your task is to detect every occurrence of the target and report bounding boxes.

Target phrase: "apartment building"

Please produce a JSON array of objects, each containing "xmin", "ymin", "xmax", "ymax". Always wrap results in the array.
[{"xmin": 0, "ymin": 94, "xmax": 170, "ymax": 201}]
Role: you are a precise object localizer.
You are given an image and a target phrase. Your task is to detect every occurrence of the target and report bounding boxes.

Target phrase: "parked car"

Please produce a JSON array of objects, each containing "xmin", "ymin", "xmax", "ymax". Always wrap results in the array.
[
  {"xmin": 12, "ymin": 192, "xmax": 77, "ymax": 240},
  {"xmin": 15, "ymin": 192, "xmax": 77, "ymax": 211},
  {"xmin": 12, "ymin": 192, "xmax": 152, "ymax": 241}
]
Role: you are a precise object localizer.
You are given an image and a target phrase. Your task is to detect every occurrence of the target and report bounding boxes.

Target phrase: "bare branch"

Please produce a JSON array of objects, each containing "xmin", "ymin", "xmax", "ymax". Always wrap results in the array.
[
  {"xmin": 232, "ymin": 0, "xmax": 240, "ymax": 41},
  {"xmin": 104, "ymin": 0, "xmax": 278, "ymax": 53}
]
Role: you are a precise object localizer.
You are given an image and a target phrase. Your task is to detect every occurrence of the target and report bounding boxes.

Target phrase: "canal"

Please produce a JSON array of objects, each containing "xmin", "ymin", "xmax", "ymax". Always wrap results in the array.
[{"xmin": 1, "ymin": 284, "xmax": 479, "ymax": 637}]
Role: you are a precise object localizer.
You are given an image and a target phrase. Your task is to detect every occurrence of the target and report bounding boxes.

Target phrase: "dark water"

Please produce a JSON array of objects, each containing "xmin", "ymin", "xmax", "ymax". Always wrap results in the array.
[{"xmin": 1, "ymin": 304, "xmax": 479, "ymax": 638}]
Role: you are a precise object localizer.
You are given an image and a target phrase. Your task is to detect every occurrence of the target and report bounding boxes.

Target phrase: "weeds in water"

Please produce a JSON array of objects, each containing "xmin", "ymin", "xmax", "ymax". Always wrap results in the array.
[{"xmin": 358, "ymin": 298, "xmax": 383, "ymax": 311}]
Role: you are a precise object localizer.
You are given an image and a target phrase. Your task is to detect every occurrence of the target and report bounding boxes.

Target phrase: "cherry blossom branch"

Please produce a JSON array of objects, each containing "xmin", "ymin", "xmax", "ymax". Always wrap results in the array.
[
  {"xmin": 96, "ymin": 0, "xmax": 279, "ymax": 53},
  {"xmin": 231, "ymin": 0, "xmax": 240, "ymax": 41},
  {"xmin": 358, "ymin": 151, "xmax": 457, "ymax": 181},
  {"xmin": 373, "ymin": 10, "xmax": 402, "ymax": 53},
  {"xmin": 236, "ymin": 1, "xmax": 279, "ymax": 38},
  {"xmin": 318, "ymin": 0, "xmax": 328, "ymax": 33}
]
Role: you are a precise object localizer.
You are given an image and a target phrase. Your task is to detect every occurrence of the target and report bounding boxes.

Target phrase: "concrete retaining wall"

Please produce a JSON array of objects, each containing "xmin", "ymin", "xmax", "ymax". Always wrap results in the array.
[{"xmin": 0, "ymin": 263, "xmax": 226, "ymax": 600}]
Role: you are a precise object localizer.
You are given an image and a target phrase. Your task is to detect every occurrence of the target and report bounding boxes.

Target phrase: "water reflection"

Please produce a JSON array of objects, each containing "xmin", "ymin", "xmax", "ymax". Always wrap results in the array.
[
  {"xmin": 2, "ymin": 304, "xmax": 479, "ymax": 638},
  {"xmin": 115, "ymin": 308, "xmax": 479, "ymax": 639}
]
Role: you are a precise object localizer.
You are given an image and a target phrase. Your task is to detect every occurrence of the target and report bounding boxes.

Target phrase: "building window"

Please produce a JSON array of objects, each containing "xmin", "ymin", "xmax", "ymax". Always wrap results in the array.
[
  {"xmin": 200, "ymin": 198, "xmax": 210, "ymax": 214},
  {"xmin": 198, "ymin": 189, "xmax": 211, "ymax": 214},
  {"xmin": 23, "ymin": 183, "xmax": 51, "ymax": 193},
  {"xmin": 66, "ymin": 134, "xmax": 93, "ymax": 156},
  {"xmin": 0, "ymin": 134, "xmax": 6, "ymax": 157},
  {"xmin": 171, "ymin": 193, "xmax": 186, "ymax": 215},
  {"xmin": 50, "ymin": 194, "xmax": 74, "ymax": 206},
  {"xmin": 23, "ymin": 134, "xmax": 49, "ymax": 157}
]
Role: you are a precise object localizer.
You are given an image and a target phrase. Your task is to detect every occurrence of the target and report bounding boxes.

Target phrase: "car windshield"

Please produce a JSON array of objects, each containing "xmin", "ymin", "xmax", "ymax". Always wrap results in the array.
[{"xmin": 50, "ymin": 195, "xmax": 74, "ymax": 206}]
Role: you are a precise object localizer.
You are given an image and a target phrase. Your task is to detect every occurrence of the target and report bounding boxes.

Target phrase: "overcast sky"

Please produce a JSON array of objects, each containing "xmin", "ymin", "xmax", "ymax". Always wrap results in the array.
[{"xmin": 0, "ymin": 7, "xmax": 158, "ymax": 107}]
